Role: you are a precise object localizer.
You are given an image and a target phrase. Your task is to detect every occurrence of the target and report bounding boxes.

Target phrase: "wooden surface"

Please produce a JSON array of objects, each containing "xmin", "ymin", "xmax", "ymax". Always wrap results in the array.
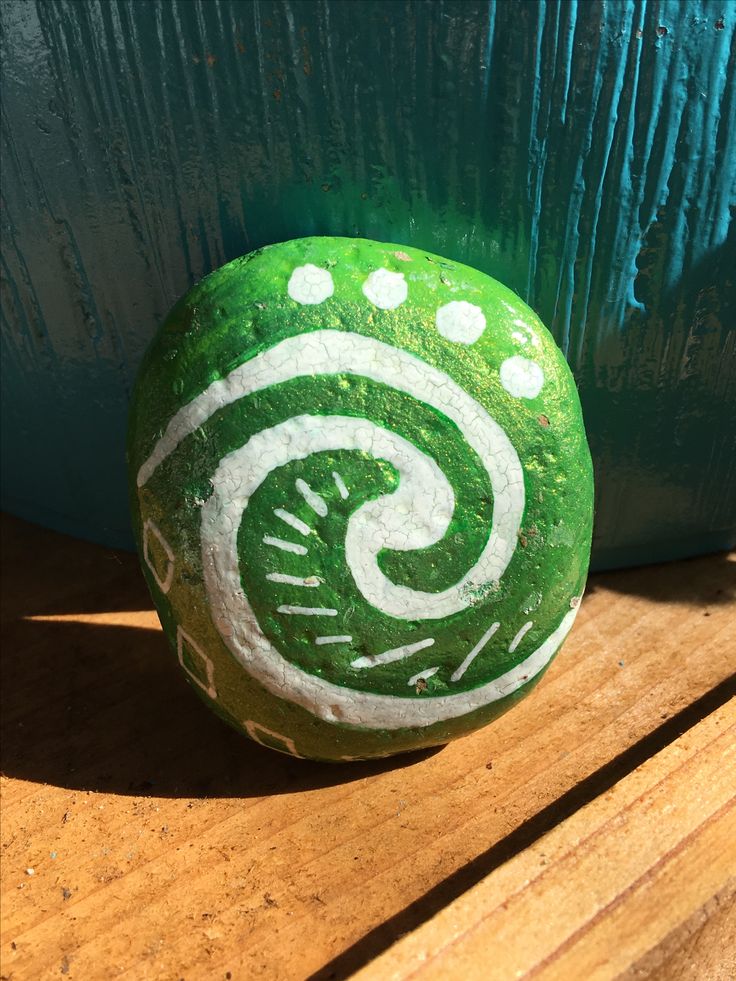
[
  {"xmin": 1, "ymin": 514, "xmax": 734, "ymax": 980},
  {"xmin": 355, "ymin": 702, "xmax": 736, "ymax": 981}
]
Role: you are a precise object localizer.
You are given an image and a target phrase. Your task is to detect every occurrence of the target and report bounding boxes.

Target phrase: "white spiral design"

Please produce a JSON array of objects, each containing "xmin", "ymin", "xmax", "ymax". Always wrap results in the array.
[{"xmin": 140, "ymin": 329, "xmax": 578, "ymax": 729}]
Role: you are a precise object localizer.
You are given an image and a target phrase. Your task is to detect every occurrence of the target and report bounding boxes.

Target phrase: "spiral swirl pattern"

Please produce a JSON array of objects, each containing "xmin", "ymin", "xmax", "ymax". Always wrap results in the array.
[{"xmin": 130, "ymin": 237, "xmax": 593, "ymax": 755}]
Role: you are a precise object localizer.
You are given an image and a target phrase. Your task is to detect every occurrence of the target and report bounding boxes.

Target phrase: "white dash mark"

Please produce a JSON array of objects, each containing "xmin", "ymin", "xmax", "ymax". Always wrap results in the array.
[
  {"xmin": 451, "ymin": 623, "xmax": 501, "ymax": 682},
  {"xmin": 332, "ymin": 471, "xmax": 349, "ymax": 499},
  {"xmin": 266, "ymin": 573, "xmax": 322, "ymax": 587},
  {"xmin": 351, "ymin": 638, "xmax": 435, "ymax": 670},
  {"xmin": 408, "ymin": 667, "xmax": 440, "ymax": 687},
  {"xmin": 295, "ymin": 478, "xmax": 328, "ymax": 517},
  {"xmin": 263, "ymin": 535, "xmax": 308, "ymax": 556},
  {"xmin": 508, "ymin": 620, "xmax": 533, "ymax": 653},
  {"xmin": 274, "ymin": 508, "xmax": 313, "ymax": 536},
  {"xmin": 278, "ymin": 605, "xmax": 338, "ymax": 617},
  {"xmin": 315, "ymin": 635, "xmax": 353, "ymax": 645}
]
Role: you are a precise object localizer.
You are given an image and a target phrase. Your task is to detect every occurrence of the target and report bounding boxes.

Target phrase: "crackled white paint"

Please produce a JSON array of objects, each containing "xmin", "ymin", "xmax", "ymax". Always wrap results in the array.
[
  {"xmin": 209, "ymin": 415, "xmax": 458, "ymax": 621},
  {"xmin": 351, "ymin": 637, "xmax": 435, "ymax": 670},
  {"xmin": 499, "ymin": 356, "xmax": 545, "ymax": 399},
  {"xmin": 263, "ymin": 535, "xmax": 308, "ymax": 556},
  {"xmin": 362, "ymin": 268, "xmax": 407, "ymax": 309},
  {"xmin": 203, "ymin": 498, "xmax": 580, "ymax": 725},
  {"xmin": 143, "ymin": 519, "xmax": 175, "ymax": 593},
  {"xmin": 295, "ymin": 478, "xmax": 328, "ymax": 517},
  {"xmin": 287, "ymin": 264, "xmax": 334, "ymax": 305},
  {"xmin": 138, "ymin": 331, "xmax": 524, "ymax": 616},
  {"xmin": 435, "ymin": 301, "xmax": 487, "ymax": 345},
  {"xmin": 139, "ymin": 329, "xmax": 548, "ymax": 729}
]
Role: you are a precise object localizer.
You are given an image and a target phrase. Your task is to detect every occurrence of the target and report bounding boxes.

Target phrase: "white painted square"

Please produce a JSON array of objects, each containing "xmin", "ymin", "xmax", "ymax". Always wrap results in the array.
[
  {"xmin": 143, "ymin": 519, "xmax": 175, "ymax": 593},
  {"xmin": 244, "ymin": 721, "xmax": 301, "ymax": 757},
  {"xmin": 176, "ymin": 626, "xmax": 217, "ymax": 699}
]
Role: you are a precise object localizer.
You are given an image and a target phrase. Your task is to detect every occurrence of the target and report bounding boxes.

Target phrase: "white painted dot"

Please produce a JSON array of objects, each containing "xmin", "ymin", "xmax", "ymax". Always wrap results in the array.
[
  {"xmin": 499, "ymin": 356, "xmax": 545, "ymax": 399},
  {"xmin": 287, "ymin": 264, "xmax": 334, "ymax": 305},
  {"xmin": 435, "ymin": 301, "xmax": 487, "ymax": 344},
  {"xmin": 362, "ymin": 268, "xmax": 407, "ymax": 310}
]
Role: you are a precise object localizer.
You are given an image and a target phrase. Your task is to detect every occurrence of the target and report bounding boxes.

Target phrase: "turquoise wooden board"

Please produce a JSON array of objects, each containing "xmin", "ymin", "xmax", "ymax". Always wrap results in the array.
[{"xmin": 1, "ymin": 0, "xmax": 735, "ymax": 569}]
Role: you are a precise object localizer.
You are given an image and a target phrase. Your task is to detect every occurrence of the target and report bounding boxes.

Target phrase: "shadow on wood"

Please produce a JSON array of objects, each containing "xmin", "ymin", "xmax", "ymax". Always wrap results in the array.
[
  {"xmin": 587, "ymin": 550, "xmax": 735, "ymax": 605},
  {"xmin": 0, "ymin": 514, "xmax": 439, "ymax": 797}
]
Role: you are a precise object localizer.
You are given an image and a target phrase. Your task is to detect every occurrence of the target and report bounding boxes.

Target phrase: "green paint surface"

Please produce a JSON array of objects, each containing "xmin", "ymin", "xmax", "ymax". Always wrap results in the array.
[{"xmin": 128, "ymin": 237, "xmax": 593, "ymax": 760}]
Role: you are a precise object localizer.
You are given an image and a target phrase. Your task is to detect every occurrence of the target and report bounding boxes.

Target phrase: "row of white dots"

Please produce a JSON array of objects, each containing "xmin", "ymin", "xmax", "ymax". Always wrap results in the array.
[
  {"xmin": 286, "ymin": 263, "xmax": 545, "ymax": 398},
  {"xmin": 287, "ymin": 264, "xmax": 483, "ymax": 339}
]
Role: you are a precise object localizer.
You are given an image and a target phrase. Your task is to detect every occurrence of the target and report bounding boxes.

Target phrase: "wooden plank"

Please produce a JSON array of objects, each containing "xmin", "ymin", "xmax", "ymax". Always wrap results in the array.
[
  {"xmin": 626, "ymin": 881, "xmax": 736, "ymax": 981},
  {"xmin": 355, "ymin": 700, "xmax": 736, "ymax": 980},
  {"xmin": 1, "ymin": 515, "xmax": 734, "ymax": 979}
]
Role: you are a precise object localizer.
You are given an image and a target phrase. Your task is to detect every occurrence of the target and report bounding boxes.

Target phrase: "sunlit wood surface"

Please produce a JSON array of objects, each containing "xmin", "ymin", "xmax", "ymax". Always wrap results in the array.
[{"xmin": 1, "ymin": 514, "xmax": 734, "ymax": 979}]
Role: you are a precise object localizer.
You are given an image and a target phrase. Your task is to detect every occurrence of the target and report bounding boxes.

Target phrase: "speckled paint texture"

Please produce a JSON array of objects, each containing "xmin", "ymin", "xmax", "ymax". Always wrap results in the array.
[
  {"xmin": 2, "ymin": 0, "xmax": 735, "ymax": 568},
  {"xmin": 128, "ymin": 237, "xmax": 594, "ymax": 759}
]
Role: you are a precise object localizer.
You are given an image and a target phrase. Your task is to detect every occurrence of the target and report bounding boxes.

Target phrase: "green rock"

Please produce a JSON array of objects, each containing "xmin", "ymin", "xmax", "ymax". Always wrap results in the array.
[{"xmin": 128, "ymin": 237, "xmax": 594, "ymax": 761}]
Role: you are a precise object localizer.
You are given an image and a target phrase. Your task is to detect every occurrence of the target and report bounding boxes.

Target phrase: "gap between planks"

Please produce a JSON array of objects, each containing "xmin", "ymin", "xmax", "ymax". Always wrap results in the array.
[
  {"xmin": 352, "ymin": 699, "xmax": 736, "ymax": 981},
  {"xmin": 310, "ymin": 674, "xmax": 736, "ymax": 979}
]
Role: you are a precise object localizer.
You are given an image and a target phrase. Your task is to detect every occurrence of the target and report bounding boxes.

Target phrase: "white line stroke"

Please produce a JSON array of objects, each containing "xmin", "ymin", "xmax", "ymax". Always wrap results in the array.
[
  {"xmin": 509, "ymin": 620, "xmax": 533, "ymax": 653},
  {"xmin": 408, "ymin": 667, "xmax": 440, "ymax": 686},
  {"xmin": 351, "ymin": 638, "xmax": 435, "ymax": 670},
  {"xmin": 277, "ymin": 605, "xmax": 338, "ymax": 616},
  {"xmin": 266, "ymin": 573, "xmax": 322, "ymax": 587},
  {"xmin": 315, "ymin": 635, "xmax": 353, "ymax": 645},
  {"xmin": 295, "ymin": 478, "xmax": 328, "ymax": 517},
  {"xmin": 274, "ymin": 508, "xmax": 312, "ymax": 536},
  {"xmin": 262, "ymin": 535, "xmax": 308, "ymax": 555},
  {"xmin": 332, "ymin": 471, "xmax": 349, "ymax": 499},
  {"xmin": 451, "ymin": 622, "xmax": 500, "ymax": 682}
]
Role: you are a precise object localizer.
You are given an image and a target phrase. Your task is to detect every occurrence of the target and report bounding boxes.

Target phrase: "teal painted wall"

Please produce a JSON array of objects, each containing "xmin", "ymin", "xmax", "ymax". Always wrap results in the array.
[{"xmin": 2, "ymin": 0, "xmax": 735, "ymax": 568}]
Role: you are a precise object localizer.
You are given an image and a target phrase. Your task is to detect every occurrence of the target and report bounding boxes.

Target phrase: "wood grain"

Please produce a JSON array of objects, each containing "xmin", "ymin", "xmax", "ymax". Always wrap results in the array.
[
  {"xmin": 1, "ymin": 515, "xmax": 734, "ymax": 980},
  {"xmin": 355, "ymin": 701, "xmax": 736, "ymax": 981}
]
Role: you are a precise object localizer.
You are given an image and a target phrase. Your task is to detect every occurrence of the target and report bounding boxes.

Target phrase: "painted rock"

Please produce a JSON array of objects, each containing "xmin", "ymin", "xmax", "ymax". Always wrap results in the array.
[{"xmin": 128, "ymin": 237, "xmax": 594, "ymax": 761}]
